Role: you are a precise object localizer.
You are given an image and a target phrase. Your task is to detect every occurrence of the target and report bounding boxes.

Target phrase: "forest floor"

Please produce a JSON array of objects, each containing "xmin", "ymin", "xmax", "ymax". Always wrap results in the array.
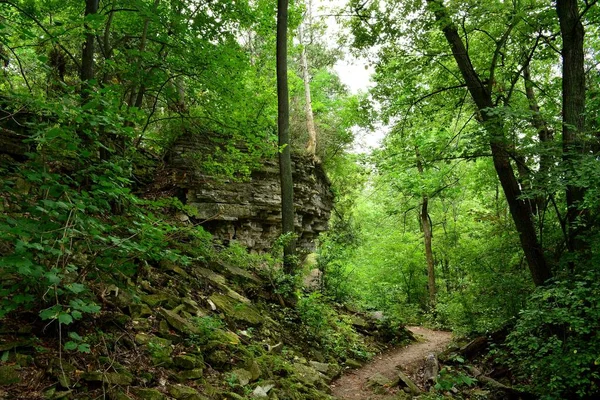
[{"xmin": 330, "ymin": 326, "xmax": 453, "ymax": 399}]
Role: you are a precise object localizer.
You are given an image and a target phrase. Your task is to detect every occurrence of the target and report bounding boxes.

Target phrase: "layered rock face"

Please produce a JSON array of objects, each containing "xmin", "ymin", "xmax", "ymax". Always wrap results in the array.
[{"xmin": 165, "ymin": 135, "xmax": 333, "ymax": 253}]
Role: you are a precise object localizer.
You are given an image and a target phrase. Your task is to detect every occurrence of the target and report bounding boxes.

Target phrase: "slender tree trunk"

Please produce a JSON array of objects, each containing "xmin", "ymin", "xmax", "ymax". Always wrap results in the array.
[
  {"xmin": 523, "ymin": 65, "xmax": 554, "ymax": 215},
  {"xmin": 416, "ymin": 147, "xmax": 436, "ymax": 304},
  {"xmin": 81, "ymin": 0, "xmax": 98, "ymax": 93},
  {"xmin": 277, "ymin": 0, "xmax": 296, "ymax": 273},
  {"xmin": 426, "ymin": 0, "xmax": 551, "ymax": 286},
  {"xmin": 299, "ymin": 24, "xmax": 317, "ymax": 156},
  {"xmin": 556, "ymin": 0, "xmax": 586, "ymax": 255}
]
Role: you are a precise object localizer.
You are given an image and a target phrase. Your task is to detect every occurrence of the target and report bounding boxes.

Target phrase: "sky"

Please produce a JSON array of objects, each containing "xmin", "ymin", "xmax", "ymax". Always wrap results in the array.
[{"xmin": 314, "ymin": 0, "xmax": 387, "ymax": 150}]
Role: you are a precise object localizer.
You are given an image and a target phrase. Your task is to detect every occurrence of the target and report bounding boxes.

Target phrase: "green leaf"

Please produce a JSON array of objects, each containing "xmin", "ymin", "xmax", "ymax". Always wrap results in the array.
[
  {"xmin": 65, "ymin": 283, "xmax": 86, "ymax": 294},
  {"xmin": 58, "ymin": 312, "xmax": 73, "ymax": 325},
  {"xmin": 64, "ymin": 341, "xmax": 78, "ymax": 351},
  {"xmin": 68, "ymin": 332, "xmax": 83, "ymax": 341},
  {"xmin": 77, "ymin": 343, "xmax": 91, "ymax": 353}
]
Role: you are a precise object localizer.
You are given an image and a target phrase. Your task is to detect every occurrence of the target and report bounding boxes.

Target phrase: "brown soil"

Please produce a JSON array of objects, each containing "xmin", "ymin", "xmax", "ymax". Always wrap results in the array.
[{"xmin": 330, "ymin": 326, "xmax": 452, "ymax": 399}]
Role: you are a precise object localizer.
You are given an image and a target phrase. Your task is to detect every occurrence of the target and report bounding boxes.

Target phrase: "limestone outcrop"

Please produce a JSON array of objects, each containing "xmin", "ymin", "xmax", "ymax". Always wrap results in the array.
[{"xmin": 163, "ymin": 134, "xmax": 334, "ymax": 253}]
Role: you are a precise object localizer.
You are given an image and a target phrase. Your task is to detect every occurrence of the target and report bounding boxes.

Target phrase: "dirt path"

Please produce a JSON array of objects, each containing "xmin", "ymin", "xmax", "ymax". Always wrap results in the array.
[{"xmin": 330, "ymin": 326, "xmax": 452, "ymax": 399}]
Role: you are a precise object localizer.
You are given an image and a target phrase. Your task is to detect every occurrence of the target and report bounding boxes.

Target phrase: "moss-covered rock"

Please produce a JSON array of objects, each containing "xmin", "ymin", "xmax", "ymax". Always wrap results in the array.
[
  {"xmin": 158, "ymin": 308, "xmax": 201, "ymax": 335},
  {"xmin": 308, "ymin": 361, "xmax": 341, "ymax": 381},
  {"xmin": 0, "ymin": 365, "xmax": 20, "ymax": 385},
  {"xmin": 209, "ymin": 293, "xmax": 263, "ymax": 325},
  {"xmin": 176, "ymin": 368, "xmax": 204, "ymax": 381},
  {"xmin": 174, "ymin": 354, "xmax": 203, "ymax": 370},
  {"xmin": 207, "ymin": 350, "xmax": 229, "ymax": 368},
  {"xmin": 290, "ymin": 363, "xmax": 325, "ymax": 388},
  {"xmin": 81, "ymin": 371, "xmax": 133, "ymax": 386},
  {"xmin": 129, "ymin": 303, "xmax": 153, "ymax": 318},
  {"xmin": 231, "ymin": 368, "xmax": 253, "ymax": 386},
  {"xmin": 132, "ymin": 388, "xmax": 166, "ymax": 400},
  {"xmin": 141, "ymin": 293, "xmax": 172, "ymax": 308},
  {"xmin": 167, "ymin": 384, "xmax": 208, "ymax": 399}
]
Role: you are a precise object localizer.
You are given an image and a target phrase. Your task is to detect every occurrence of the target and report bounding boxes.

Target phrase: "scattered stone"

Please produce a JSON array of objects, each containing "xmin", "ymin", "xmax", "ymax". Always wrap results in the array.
[
  {"xmin": 209, "ymin": 293, "xmax": 263, "ymax": 325},
  {"xmin": 215, "ymin": 329, "xmax": 241, "ymax": 345},
  {"xmin": 248, "ymin": 360, "xmax": 261, "ymax": 381},
  {"xmin": 158, "ymin": 308, "xmax": 201, "ymax": 335},
  {"xmin": 0, "ymin": 365, "xmax": 20, "ymax": 385},
  {"xmin": 309, "ymin": 361, "xmax": 341, "ymax": 381},
  {"xmin": 130, "ymin": 303, "xmax": 153, "ymax": 318},
  {"xmin": 196, "ymin": 268, "xmax": 227, "ymax": 286},
  {"xmin": 252, "ymin": 384, "xmax": 275, "ymax": 398},
  {"xmin": 182, "ymin": 298, "xmax": 206, "ymax": 317},
  {"xmin": 141, "ymin": 293, "xmax": 171, "ymax": 307},
  {"xmin": 207, "ymin": 350, "xmax": 229, "ymax": 367},
  {"xmin": 177, "ymin": 369, "xmax": 204, "ymax": 381},
  {"xmin": 222, "ymin": 392, "xmax": 245, "ymax": 400},
  {"xmin": 231, "ymin": 368, "xmax": 253, "ymax": 386},
  {"xmin": 132, "ymin": 388, "xmax": 166, "ymax": 400},
  {"xmin": 291, "ymin": 363, "xmax": 324, "ymax": 388},
  {"xmin": 167, "ymin": 384, "xmax": 208, "ymax": 399},
  {"xmin": 366, "ymin": 372, "xmax": 396, "ymax": 394},
  {"xmin": 132, "ymin": 318, "xmax": 151, "ymax": 331},
  {"xmin": 396, "ymin": 371, "xmax": 421, "ymax": 395},
  {"xmin": 135, "ymin": 334, "xmax": 172, "ymax": 348},
  {"xmin": 174, "ymin": 354, "xmax": 203, "ymax": 370},
  {"xmin": 81, "ymin": 371, "xmax": 133, "ymax": 386}
]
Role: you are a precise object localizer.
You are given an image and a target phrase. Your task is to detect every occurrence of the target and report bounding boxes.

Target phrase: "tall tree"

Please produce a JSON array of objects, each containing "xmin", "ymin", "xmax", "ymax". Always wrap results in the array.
[
  {"xmin": 557, "ymin": 0, "xmax": 587, "ymax": 255},
  {"xmin": 416, "ymin": 146, "xmax": 436, "ymax": 305},
  {"xmin": 299, "ymin": 22, "xmax": 317, "ymax": 156},
  {"xmin": 423, "ymin": 0, "xmax": 551, "ymax": 286},
  {"xmin": 277, "ymin": 0, "xmax": 296, "ymax": 272}
]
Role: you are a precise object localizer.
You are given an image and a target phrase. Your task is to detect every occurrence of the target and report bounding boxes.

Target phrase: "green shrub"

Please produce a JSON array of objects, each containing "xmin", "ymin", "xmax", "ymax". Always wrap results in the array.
[{"xmin": 505, "ymin": 271, "xmax": 600, "ymax": 398}]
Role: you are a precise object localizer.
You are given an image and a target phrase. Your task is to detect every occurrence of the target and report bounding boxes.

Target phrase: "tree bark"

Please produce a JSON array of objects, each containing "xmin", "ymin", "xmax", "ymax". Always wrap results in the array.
[
  {"xmin": 416, "ymin": 148, "xmax": 436, "ymax": 304},
  {"xmin": 523, "ymin": 65, "xmax": 554, "ymax": 216},
  {"xmin": 81, "ymin": 0, "xmax": 99, "ymax": 91},
  {"xmin": 426, "ymin": 0, "xmax": 551, "ymax": 286},
  {"xmin": 277, "ymin": 0, "xmax": 296, "ymax": 273},
  {"xmin": 299, "ymin": 24, "xmax": 317, "ymax": 156},
  {"xmin": 556, "ymin": 0, "xmax": 586, "ymax": 254}
]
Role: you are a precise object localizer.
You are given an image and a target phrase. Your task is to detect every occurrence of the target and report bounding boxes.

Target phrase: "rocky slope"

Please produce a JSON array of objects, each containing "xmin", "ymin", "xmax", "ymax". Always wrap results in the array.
[{"xmin": 0, "ymin": 246, "xmax": 411, "ymax": 400}]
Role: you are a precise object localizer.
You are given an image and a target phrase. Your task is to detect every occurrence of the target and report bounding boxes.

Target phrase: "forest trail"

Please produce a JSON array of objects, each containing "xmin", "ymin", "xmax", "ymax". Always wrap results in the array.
[{"xmin": 330, "ymin": 326, "xmax": 452, "ymax": 399}]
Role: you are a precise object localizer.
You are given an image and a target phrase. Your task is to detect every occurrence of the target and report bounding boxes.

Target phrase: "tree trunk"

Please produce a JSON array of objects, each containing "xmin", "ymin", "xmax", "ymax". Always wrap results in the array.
[
  {"xmin": 277, "ymin": 0, "xmax": 296, "ymax": 273},
  {"xmin": 416, "ymin": 147, "xmax": 436, "ymax": 304},
  {"xmin": 523, "ymin": 65, "xmax": 554, "ymax": 216},
  {"xmin": 426, "ymin": 0, "xmax": 551, "ymax": 286},
  {"xmin": 556, "ymin": 0, "xmax": 586, "ymax": 255},
  {"xmin": 81, "ymin": 0, "xmax": 98, "ymax": 92},
  {"xmin": 299, "ymin": 24, "xmax": 317, "ymax": 156}
]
